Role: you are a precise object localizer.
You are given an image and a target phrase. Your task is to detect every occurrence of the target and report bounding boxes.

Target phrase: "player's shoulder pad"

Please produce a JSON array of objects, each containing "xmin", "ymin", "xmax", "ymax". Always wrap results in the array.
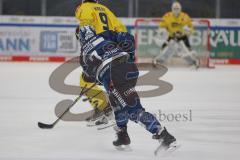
[
  {"xmin": 99, "ymin": 30, "xmax": 118, "ymax": 42},
  {"xmin": 117, "ymin": 32, "xmax": 134, "ymax": 43},
  {"xmin": 100, "ymin": 31, "xmax": 134, "ymax": 44},
  {"xmin": 75, "ymin": 3, "xmax": 90, "ymax": 15}
]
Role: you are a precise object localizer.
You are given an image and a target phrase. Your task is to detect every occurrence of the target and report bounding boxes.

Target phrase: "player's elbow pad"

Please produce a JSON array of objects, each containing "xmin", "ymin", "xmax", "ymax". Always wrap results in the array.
[
  {"xmin": 117, "ymin": 32, "xmax": 135, "ymax": 51},
  {"xmin": 117, "ymin": 32, "xmax": 136, "ymax": 62}
]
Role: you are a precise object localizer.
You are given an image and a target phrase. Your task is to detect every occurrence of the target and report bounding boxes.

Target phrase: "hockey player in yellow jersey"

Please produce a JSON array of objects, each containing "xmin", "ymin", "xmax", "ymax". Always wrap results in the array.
[
  {"xmin": 160, "ymin": 2, "xmax": 193, "ymax": 38},
  {"xmin": 75, "ymin": 0, "xmax": 127, "ymax": 126},
  {"xmin": 75, "ymin": 0, "xmax": 127, "ymax": 34},
  {"xmin": 153, "ymin": 1, "xmax": 200, "ymax": 68}
]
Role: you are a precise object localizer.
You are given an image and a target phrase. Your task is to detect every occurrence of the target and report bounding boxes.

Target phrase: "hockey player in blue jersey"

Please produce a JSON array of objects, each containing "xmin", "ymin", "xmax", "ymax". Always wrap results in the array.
[{"xmin": 76, "ymin": 25, "xmax": 177, "ymax": 151}]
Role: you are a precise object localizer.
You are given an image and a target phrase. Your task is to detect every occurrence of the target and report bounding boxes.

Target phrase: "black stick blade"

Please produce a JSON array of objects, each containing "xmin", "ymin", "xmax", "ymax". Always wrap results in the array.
[{"xmin": 38, "ymin": 122, "xmax": 54, "ymax": 129}]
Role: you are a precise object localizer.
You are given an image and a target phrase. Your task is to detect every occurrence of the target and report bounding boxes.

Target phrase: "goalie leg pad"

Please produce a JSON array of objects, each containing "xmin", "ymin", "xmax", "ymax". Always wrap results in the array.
[
  {"xmin": 154, "ymin": 40, "xmax": 176, "ymax": 64},
  {"xmin": 178, "ymin": 41, "xmax": 199, "ymax": 66}
]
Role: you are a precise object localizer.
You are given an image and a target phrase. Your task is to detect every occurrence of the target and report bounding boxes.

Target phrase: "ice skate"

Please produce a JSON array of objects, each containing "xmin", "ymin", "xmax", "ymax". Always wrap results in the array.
[
  {"xmin": 152, "ymin": 59, "xmax": 159, "ymax": 68},
  {"xmin": 153, "ymin": 127, "xmax": 180, "ymax": 156},
  {"xmin": 193, "ymin": 58, "xmax": 200, "ymax": 70},
  {"xmin": 86, "ymin": 104, "xmax": 113, "ymax": 127},
  {"xmin": 113, "ymin": 126, "xmax": 132, "ymax": 151}
]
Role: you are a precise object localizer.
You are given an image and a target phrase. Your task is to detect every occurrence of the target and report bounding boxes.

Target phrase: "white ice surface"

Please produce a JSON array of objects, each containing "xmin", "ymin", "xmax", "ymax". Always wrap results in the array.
[{"xmin": 0, "ymin": 63, "xmax": 240, "ymax": 160}]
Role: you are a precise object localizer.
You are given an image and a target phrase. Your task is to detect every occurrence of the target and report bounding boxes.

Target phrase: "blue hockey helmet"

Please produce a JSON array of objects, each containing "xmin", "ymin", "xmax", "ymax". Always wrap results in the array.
[{"xmin": 76, "ymin": 25, "xmax": 97, "ymax": 45}]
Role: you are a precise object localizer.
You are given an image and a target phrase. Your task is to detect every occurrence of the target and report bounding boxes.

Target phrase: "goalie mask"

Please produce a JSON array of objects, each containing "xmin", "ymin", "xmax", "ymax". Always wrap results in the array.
[
  {"xmin": 76, "ymin": 25, "xmax": 97, "ymax": 45},
  {"xmin": 172, "ymin": 2, "xmax": 182, "ymax": 17}
]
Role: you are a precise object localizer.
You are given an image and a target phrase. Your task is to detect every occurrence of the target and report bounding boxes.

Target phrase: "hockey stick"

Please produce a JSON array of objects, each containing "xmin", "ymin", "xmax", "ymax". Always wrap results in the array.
[
  {"xmin": 38, "ymin": 82, "xmax": 97, "ymax": 129},
  {"xmin": 82, "ymin": 90, "xmax": 103, "ymax": 102}
]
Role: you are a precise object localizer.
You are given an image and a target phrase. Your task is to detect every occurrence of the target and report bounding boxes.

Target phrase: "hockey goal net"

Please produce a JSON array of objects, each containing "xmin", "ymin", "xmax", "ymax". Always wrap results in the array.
[{"xmin": 134, "ymin": 18, "xmax": 214, "ymax": 68}]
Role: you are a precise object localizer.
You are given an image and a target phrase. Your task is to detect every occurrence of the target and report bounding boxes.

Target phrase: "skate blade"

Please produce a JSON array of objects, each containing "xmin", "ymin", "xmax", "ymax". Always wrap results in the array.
[
  {"xmin": 97, "ymin": 121, "xmax": 116, "ymax": 130},
  {"xmin": 154, "ymin": 141, "xmax": 180, "ymax": 157},
  {"xmin": 115, "ymin": 145, "xmax": 132, "ymax": 152},
  {"xmin": 86, "ymin": 116, "xmax": 109, "ymax": 127},
  {"xmin": 86, "ymin": 120, "xmax": 107, "ymax": 127},
  {"xmin": 86, "ymin": 121, "xmax": 97, "ymax": 127},
  {"xmin": 167, "ymin": 142, "xmax": 181, "ymax": 152}
]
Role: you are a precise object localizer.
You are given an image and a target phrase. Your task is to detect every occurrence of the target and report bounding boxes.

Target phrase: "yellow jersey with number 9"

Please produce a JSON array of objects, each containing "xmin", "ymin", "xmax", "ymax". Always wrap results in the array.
[{"xmin": 75, "ymin": 2, "xmax": 127, "ymax": 34}]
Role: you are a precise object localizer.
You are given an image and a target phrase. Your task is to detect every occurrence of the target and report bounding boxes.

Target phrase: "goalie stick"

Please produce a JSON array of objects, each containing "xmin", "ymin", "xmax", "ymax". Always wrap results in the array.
[{"xmin": 38, "ymin": 82, "xmax": 97, "ymax": 129}]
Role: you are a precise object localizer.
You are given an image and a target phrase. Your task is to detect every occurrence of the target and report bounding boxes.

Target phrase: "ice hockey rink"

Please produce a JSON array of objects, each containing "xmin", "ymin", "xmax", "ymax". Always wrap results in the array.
[{"xmin": 0, "ymin": 62, "xmax": 240, "ymax": 160}]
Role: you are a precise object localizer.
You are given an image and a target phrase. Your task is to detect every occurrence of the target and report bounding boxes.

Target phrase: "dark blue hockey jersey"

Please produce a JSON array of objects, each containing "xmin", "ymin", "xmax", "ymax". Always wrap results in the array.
[{"xmin": 78, "ymin": 26, "xmax": 135, "ymax": 83}]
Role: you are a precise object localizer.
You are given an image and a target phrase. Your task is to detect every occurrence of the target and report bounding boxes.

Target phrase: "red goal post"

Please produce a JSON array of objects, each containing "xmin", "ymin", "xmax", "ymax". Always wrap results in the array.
[{"xmin": 134, "ymin": 18, "xmax": 214, "ymax": 68}]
